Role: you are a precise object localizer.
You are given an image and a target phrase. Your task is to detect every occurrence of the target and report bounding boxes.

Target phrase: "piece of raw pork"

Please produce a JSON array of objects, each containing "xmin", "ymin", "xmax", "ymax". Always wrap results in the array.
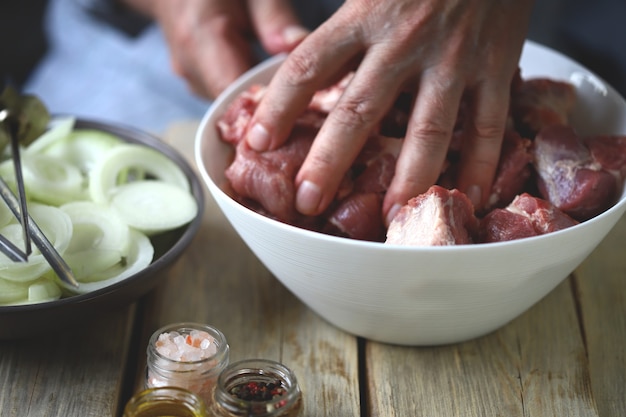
[
  {"xmin": 533, "ymin": 125, "xmax": 626, "ymax": 221},
  {"xmin": 479, "ymin": 193, "xmax": 578, "ymax": 243},
  {"xmin": 385, "ymin": 186, "xmax": 479, "ymax": 246}
]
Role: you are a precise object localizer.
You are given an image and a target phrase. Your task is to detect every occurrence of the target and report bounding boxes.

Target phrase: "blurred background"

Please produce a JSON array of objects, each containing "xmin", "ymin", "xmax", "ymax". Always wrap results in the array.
[{"xmin": 2, "ymin": 0, "xmax": 625, "ymax": 134}]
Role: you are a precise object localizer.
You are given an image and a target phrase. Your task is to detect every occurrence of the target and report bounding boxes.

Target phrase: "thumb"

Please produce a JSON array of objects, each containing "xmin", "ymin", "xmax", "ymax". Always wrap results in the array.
[{"xmin": 247, "ymin": 0, "xmax": 310, "ymax": 54}]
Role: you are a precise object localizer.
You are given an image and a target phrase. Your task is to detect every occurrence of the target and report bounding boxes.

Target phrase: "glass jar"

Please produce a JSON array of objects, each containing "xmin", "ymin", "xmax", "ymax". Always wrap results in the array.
[
  {"xmin": 123, "ymin": 386, "xmax": 207, "ymax": 417},
  {"xmin": 145, "ymin": 322, "xmax": 229, "ymax": 407},
  {"xmin": 209, "ymin": 359, "xmax": 303, "ymax": 417}
]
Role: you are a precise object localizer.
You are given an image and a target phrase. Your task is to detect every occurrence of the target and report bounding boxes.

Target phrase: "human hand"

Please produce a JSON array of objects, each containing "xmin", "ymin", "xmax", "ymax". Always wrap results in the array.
[
  {"xmin": 245, "ymin": 0, "xmax": 535, "ymax": 225},
  {"xmin": 122, "ymin": 0, "xmax": 309, "ymax": 98}
]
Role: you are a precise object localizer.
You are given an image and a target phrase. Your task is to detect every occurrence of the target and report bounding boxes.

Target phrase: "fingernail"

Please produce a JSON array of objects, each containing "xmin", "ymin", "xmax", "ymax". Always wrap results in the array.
[
  {"xmin": 247, "ymin": 123, "xmax": 270, "ymax": 151},
  {"xmin": 466, "ymin": 185, "xmax": 482, "ymax": 208},
  {"xmin": 385, "ymin": 203, "xmax": 402, "ymax": 227},
  {"xmin": 296, "ymin": 180, "xmax": 322, "ymax": 214},
  {"xmin": 282, "ymin": 26, "xmax": 309, "ymax": 46}
]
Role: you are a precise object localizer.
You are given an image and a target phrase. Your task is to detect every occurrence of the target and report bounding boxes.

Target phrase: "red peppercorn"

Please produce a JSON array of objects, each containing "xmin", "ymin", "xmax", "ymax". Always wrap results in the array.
[{"xmin": 230, "ymin": 380, "xmax": 286, "ymax": 402}]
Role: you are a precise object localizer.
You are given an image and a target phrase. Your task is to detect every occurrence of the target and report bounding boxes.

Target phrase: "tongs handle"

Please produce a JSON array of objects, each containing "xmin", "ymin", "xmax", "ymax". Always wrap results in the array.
[
  {"xmin": 7, "ymin": 114, "xmax": 32, "ymax": 256},
  {"xmin": 0, "ymin": 233, "xmax": 28, "ymax": 262},
  {"xmin": 0, "ymin": 89, "xmax": 78, "ymax": 289},
  {"xmin": 0, "ymin": 108, "xmax": 30, "ymax": 261},
  {"xmin": 0, "ymin": 177, "xmax": 79, "ymax": 288}
]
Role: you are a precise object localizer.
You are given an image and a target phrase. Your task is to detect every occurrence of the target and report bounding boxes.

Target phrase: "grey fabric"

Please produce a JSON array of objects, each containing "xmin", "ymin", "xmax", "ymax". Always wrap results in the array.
[{"xmin": 24, "ymin": 0, "xmax": 209, "ymax": 133}]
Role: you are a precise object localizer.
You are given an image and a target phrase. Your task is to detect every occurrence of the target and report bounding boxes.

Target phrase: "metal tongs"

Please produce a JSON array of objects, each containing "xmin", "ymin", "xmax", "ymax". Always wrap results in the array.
[{"xmin": 0, "ymin": 87, "xmax": 78, "ymax": 288}]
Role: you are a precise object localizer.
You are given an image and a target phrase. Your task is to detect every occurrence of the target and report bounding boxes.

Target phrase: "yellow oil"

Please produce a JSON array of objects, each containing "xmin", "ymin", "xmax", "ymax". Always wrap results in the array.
[
  {"xmin": 126, "ymin": 400, "xmax": 203, "ymax": 417},
  {"xmin": 123, "ymin": 387, "xmax": 207, "ymax": 417}
]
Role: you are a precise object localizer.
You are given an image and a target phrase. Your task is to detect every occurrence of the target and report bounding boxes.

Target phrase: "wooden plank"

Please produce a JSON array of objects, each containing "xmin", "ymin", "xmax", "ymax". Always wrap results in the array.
[
  {"xmin": 366, "ymin": 276, "xmax": 598, "ymax": 416},
  {"xmin": 281, "ymin": 294, "xmax": 361, "ymax": 417},
  {"xmin": 127, "ymin": 121, "xmax": 361, "ymax": 416},
  {"xmin": 574, "ymin": 214, "xmax": 626, "ymax": 417},
  {"xmin": 0, "ymin": 306, "xmax": 135, "ymax": 417}
]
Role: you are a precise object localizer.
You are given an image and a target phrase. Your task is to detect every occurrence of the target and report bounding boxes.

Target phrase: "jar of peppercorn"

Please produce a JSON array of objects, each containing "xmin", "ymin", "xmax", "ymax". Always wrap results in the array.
[
  {"xmin": 209, "ymin": 359, "xmax": 303, "ymax": 417},
  {"xmin": 145, "ymin": 322, "xmax": 230, "ymax": 407}
]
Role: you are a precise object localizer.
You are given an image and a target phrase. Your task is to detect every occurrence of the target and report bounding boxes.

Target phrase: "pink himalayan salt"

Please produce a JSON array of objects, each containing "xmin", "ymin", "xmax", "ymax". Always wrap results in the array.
[
  {"xmin": 155, "ymin": 330, "xmax": 218, "ymax": 362},
  {"xmin": 147, "ymin": 328, "xmax": 227, "ymax": 406}
]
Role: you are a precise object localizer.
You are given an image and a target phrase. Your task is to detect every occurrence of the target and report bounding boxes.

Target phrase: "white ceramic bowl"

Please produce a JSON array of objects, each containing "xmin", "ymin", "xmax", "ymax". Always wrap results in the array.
[{"xmin": 195, "ymin": 41, "xmax": 626, "ymax": 345}]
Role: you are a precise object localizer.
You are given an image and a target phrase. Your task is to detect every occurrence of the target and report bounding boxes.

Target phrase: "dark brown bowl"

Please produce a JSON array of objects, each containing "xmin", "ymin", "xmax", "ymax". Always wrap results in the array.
[{"xmin": 0, "ymin": 118, "xmax": 204, "ymax": 339}]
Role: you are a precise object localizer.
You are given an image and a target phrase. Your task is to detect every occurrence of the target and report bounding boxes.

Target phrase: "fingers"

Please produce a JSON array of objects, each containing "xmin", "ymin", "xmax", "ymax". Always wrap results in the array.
[
  {"xmin": 173, "ymin": 26, "xmax": 253, "ymax": 98},
  {"xmin": 247, "ymin": 0, "xmax": 309, "ymax": 54},
  {"xmin": 154, "ymin": 0, "xmax": 311, "ymax": 99},
  {"xmin": 454, "ymin": 79, "xmax": 511, "ymax": 207},
  {"xmin": 383, "ymin": 69, "xmax": 465, "ymax": 224},
  {"xmin": 294, "ymin": 51, "xmax": 406, "ymax": 215},
  {"xmin": 246, "ymin": 14, "xmax": 364, "ymax": 153},
  {"xmin": 155, "ymin": 0, "xmax": 255, "ymax": 99},
  {"xmin": 243, "ymin": 0, "xmax": 530, "ymax": 223}
]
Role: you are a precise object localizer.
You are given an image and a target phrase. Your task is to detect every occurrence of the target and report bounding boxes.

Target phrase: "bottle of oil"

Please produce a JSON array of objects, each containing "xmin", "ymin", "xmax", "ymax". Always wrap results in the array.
[{"xmin": 123, "ymin": 386, "xmax": 207, "ymax": 417}]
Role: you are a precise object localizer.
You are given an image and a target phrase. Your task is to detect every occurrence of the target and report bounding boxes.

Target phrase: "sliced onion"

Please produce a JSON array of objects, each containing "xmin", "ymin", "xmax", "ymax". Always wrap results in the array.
[
  {"xmin": 0, "ymin": 278, "xmax": 29, "ymax": 304},
  {"xmin": 0, "ymin": 199, "xmax": 13, "ymax": 228},
  {"xmin": 62, "ymin": 249, "xmax": 123, "ymax": 283},
  {"xmin": 42, "ymin": 129, "xmax": 120, "ymax": 175},
  {"xmin": 0, "ymin": 160, "xmax": 16, "ymax": 187},
  {"xmin": 72, "ymin": 229, "xmax": 154, "ymax": 294},
  {"xmin": 0, "ymin": 278, "xmax": 62, "ymax": 306},
  {"xmin": 21, "ymin": 153, "xmax": 87, "ymax": 205},
  {"xmin": 24, "ymin": 116, "xmax": 76, "ymax": 155},
  {"xmin": 60, "ymin": 201, "xmax": 132, "ymax": 281},
  {"xmin": 110, "ymin": 180, "xmax": 198, "ymax": 235},
  {"xmin": 0, "ymin": 124, "xmax": 196, "ymax": 300},
  {"xmin": 89, "ymin": 144, "xmax": 190, "ymax": 204},
  {"xmin": 0, "ymin": 222, "xmax": 50, "ymax": 280},
  {"xmin": 61, "ymin": 201, "xmax": 131, "ymax": 254},
  {"xmin": 0, "ymin": 204, "xmax": 73, "ymax": 282},
  {"xmin": 27, "ymin": 279, "xmax": 62, "ymax": 303}
]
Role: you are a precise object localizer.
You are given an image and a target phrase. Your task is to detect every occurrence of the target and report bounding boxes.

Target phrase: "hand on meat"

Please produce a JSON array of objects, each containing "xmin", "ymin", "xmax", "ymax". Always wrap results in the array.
[
  {"xmin": 245, "ymin": 0, "xmax": 535, "ymax": 225},
  {"xmin": 218, "ymin": 80, "xmax": 626, "ymax": 244}
]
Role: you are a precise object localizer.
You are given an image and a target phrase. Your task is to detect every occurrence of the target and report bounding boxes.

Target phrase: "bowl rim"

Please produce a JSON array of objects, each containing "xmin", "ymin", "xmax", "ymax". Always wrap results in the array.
[{"xmin": 0, "ymin": 117, "xmax": 205, "ymax": 313}]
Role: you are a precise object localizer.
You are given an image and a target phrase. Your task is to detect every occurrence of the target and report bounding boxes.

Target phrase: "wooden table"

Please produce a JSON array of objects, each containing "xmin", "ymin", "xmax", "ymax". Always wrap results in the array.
[{"xmin": 1, "ymin": 121, "xmax": 625, "ymax": 417}]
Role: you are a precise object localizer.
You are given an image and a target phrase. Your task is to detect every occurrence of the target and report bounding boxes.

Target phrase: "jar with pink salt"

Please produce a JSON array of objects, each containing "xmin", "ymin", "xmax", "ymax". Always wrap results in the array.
[{"xmin": 145, "ymin": 322, "xmax": 229, "ymax": 407}]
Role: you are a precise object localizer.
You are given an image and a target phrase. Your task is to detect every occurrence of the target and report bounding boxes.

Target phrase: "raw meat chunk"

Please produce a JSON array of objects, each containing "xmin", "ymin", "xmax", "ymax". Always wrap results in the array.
[
  {"xmin": 385, "ymin": 186, "xmax": 479, "ymax": 246},
  {"xmin": 309, "ymin": 73, "xmax": 353, "ymax": 113},
  {"xmin": 510, "ymin": 77, "xmax": 577, "ymax": 137},
  {"xmin": 352, "ymin": 136, "xmax": 401, "ymax": 192},
  {"xmin": 479, "ymin": 193, "xmax": 578, "ymax": 243},
  {"xmin": 322, "ymin": 137, "xmax": 401, "ymax": 241},
  {"xmin": 585, "ymin": 134, "xmax": 626, "ymax": 179},
  {"xmin": 225, "ymin": 123, "xmax": 317, "ymax": 222},
  {"xmin": 325, "ymin": 192, "xmax": 385, "ymax": 242},
  {"xmin": 485, "ymin": 129, "xmax": 534, "ymax": 211},
  {"xmin": 223, "ymin": 111, "xmax": 399, "ymax": 239},
  {"xmin": 216, "ymin": 82, "xmax": 328, "ymax": 146},
  {"xmin": 438, "ymin": 129, "xmax": 533, "ymax": 213},
  {"xmin": 533, "ymin": 125, "xmax": 618, "ymax": 221},
  {"xmin": 217, "ymin": 85, "xmax": 265, "ymax": 145}
]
